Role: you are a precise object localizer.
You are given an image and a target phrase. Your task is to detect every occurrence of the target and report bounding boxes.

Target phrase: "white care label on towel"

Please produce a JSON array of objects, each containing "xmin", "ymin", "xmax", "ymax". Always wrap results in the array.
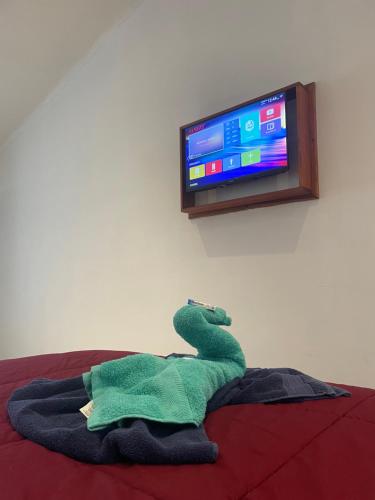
[
  {"xmin": 187, "ymin": 298, "xmax": 216, "ymax": 311},
  {"xmin": 79, "ymin": 400, "xmax": 94, "ymax": 419}
]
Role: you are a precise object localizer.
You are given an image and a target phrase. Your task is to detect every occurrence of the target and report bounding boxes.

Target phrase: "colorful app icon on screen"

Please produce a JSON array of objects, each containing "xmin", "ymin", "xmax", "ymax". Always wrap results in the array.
[
  {"xmin": 189, "ymin": 164, "xmax": 205, "ymax": 180},
  {"xmin": 241, "ymin": 149, "xmax": 261, "ymax": 166},
  {"xmin": 223, "ymin": 154, "xmax": 241, "ymax": 171},
  {"xmin": 261, "ymin": 118, "xmax": 281, "ymax": 136},
  {"xmin": 206, "ymin": 159, "xmax": 223, "ymax": 176},
  {"xmin": 260, "ymin": 103, "xmax": 281, "ymax": 123},
  {"xmin": 240, "ymin": 111, "xmax": 260, "ymax": 143}
]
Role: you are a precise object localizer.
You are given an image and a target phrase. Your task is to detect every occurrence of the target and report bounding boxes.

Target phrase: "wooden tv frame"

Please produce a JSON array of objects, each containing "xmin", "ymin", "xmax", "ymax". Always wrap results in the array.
[{"xmin": 180, "ymin": 82, "xmax": 318, "ymax": 219}]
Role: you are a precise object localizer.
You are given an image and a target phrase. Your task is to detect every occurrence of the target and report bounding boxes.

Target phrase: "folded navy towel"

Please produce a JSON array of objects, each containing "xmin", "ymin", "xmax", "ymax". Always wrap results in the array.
[
  {"xmin": 7, "ymin": 366, "xmax": 350, "ymax": 465},
  {"xmin": 7, "ymin": 376, "xmax": 217, "ymax": 465},
  {"xmin": 206, "ymin": 367, "xmax": 350, "ymax": 413}
]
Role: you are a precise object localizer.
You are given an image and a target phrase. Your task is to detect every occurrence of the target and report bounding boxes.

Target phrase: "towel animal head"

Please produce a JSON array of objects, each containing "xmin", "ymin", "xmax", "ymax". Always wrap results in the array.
[
  {"xmin": 198, "ymin": 306, "xmax": 232, "ymax": 327},
  {"xmin": 173, "ymin": 304, "xmax": 245, "ymax": 365}
]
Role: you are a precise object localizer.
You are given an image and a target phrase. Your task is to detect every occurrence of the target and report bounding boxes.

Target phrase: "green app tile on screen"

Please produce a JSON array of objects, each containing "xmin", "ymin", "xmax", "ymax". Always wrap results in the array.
[
  {"xmin": 241, "ymin": 149, "xmax": 261, "ymax": 166},
  {"xmin": 189, "ymin": 164, "xmax": 205, "ymax": 180}
]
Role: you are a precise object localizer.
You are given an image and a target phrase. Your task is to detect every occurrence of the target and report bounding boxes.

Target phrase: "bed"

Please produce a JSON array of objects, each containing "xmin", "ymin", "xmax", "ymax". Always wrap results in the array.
[{"xmin": 1, "ymin": 349, "xmax": 374, "ymax": 500}]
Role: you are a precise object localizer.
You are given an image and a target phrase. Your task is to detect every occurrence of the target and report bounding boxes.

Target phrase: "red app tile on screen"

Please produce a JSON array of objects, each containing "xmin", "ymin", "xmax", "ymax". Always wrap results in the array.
[
  {"xmin": 206, "ymin": 159, "xmax": 223, "ymax": 175},
  {"xmin": 260, "ymin": 103, "xmax": 281, "ymax": 123}
]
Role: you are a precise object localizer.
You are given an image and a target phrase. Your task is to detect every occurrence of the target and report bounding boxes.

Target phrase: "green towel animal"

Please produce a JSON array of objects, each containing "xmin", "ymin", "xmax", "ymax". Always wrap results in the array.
[{"xmin": 83, "ymin": 304, "xmax": 246, "ymax": 430}]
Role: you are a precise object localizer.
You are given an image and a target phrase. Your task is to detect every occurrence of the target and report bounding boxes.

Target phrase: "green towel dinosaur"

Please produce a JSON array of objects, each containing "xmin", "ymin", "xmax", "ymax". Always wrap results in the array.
[{"xmin": 82, "ymin": 304, "xmax": 246, "ymax": 430}]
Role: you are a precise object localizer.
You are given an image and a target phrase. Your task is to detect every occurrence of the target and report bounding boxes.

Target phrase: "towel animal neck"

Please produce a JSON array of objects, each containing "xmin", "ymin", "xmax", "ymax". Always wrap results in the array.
[
  {"xmin": 173, "ymin": 305, "xmax": 246, "ymax": 368},
  {"xmin": 83, "ymin": 305, "xmax": 246, "ymax": 430}
]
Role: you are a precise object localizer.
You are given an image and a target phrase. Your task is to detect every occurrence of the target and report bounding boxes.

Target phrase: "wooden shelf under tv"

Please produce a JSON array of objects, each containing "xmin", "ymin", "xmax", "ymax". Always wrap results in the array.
[{"xmin": 180, "ymin": 82, "xmax": 319, "ymax": 219}]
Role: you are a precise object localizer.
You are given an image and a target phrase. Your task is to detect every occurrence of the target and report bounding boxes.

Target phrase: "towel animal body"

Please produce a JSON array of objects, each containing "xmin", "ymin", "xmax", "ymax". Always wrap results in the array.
[{"xmin": 83, "ymin": 305, "xmax": 246, "ymax": 430}]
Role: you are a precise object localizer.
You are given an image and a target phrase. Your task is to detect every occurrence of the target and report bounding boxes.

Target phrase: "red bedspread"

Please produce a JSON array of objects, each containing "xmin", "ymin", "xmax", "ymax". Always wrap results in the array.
[{"xmin": 1, "ymin": 350, "xmax": 374, "ymax": 500}]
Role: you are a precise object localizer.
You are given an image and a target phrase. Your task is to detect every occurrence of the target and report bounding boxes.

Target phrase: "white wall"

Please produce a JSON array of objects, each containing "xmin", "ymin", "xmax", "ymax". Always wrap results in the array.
[{"xmin": 1, "ymin": 0, "xmax": 375, "ymax": 387}]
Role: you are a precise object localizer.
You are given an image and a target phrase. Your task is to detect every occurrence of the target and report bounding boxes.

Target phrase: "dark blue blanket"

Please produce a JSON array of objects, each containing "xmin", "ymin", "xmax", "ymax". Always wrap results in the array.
[
  {"xmin": 7, "ymin": 367, "xmax": 349, "ymax": 465},
  {"xmin": 207, "ymin": 367, "xmax": 348, "ymax": 412},
  {"xmin": 8, "ymin": 376, "xmax": 216, "ymax": 464}
]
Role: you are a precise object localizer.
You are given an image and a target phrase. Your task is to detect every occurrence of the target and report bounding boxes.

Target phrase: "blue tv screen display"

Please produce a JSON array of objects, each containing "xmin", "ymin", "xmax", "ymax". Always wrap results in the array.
[{"xmin": 183, "ymin": 92, "xmax": 288, "ymax": 192}]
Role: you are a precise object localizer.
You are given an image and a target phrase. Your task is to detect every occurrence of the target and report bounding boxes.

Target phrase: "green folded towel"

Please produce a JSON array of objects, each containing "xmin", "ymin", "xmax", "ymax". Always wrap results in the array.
[{"xmin": 83, "ymin": 304, "xmax": 246, "ymax": 430}]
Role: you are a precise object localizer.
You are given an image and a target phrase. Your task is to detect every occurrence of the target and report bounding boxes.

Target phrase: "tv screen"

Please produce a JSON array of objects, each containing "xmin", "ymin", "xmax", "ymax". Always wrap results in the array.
[{"xmin": 182, "ymin": 91, "xmax": 289, "ymax": 192}]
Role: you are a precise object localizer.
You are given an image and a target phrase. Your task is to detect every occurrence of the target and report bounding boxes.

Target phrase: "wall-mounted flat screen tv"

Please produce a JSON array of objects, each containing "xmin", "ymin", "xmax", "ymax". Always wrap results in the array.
[{"xmin": 181, "ymin": 91, "xmax": 289, "ymax": 192}]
